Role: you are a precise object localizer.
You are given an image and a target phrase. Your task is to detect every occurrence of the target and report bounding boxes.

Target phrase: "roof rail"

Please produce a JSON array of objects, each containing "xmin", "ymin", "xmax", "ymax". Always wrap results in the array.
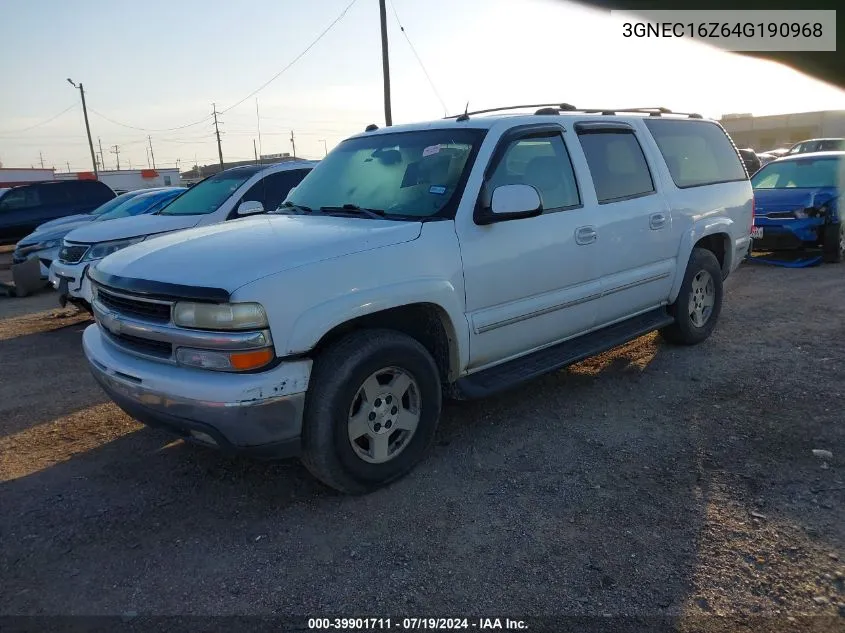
[{"xmin": 445, "ymin": 104, "xmax": 704, "ymax": 120}]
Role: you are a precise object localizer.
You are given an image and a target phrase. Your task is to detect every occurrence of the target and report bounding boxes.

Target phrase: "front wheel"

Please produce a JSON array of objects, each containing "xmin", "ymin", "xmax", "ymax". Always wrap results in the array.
[
  {"xmin": 822, "ymin": 223, "xmax": 844, "ymax": 263},
  {"xmin": 660, "ymin": 248, "xmax": 724, "ymax": 346},
  {"xmin": 301, "ymin": 329, "xmax": 442, "ymax": 494}
]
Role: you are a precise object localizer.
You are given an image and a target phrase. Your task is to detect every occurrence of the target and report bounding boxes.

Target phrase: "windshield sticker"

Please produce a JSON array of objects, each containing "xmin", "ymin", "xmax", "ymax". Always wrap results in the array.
[
  {"xmin": 429, "ymin": 185, "xmax": 447, "ymax": 195},
  {"xmin": 422, "ymin": 144, "xmax": 441, "ymax": 157}
]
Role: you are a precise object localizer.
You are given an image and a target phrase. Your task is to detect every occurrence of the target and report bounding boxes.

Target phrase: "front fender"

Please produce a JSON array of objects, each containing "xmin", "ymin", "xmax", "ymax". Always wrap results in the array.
[
  {"xmin": 284, "ymin": 278, "xmax": 469, "ymax": 374},
  {"xmin": 670, "ymin": 217, "xmax": 736, "ymax": 303}
]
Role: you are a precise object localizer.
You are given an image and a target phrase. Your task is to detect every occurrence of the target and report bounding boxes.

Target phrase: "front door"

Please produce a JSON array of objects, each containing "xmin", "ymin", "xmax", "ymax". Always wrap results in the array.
[{"xmin": 455, "ymin": 125, "xmax": 601, "ymax": 370}]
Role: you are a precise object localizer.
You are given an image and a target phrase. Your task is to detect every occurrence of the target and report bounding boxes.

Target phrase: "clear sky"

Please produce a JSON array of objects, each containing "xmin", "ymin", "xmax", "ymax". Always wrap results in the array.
[{"xmin": 1, "ymin": 0, "xmax": 843, "ymax": 172}]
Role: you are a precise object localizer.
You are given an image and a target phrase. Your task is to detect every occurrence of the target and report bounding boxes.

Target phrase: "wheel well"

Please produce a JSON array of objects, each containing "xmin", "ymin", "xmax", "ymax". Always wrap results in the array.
[
  {"xmin": 694, "ymin": 233, "xmax": 729, "ymax": 276},
  {"xmin": 311, "ymin": 304, "xmax": 457, "ymax": 383}
]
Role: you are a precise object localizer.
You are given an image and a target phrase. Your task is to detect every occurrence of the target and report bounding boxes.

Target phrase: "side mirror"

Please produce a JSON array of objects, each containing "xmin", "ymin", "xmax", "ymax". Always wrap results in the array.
[
  {"xmin": 236, "ymin": 200, "xmax": 264, "ymax": 216},
  {"xmin": 475, "ymin": 184, "xmax": 542, "ymax": 225}
]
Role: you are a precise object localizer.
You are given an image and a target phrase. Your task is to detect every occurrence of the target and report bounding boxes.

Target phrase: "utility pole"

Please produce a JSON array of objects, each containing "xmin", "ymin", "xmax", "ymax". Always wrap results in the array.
[
  {"xmin": 146, "ymin": 147, "xmax": 151, "ymax": 168},
  {"xmin": 253, "ymin": 139, "xmax": 259, "ymax": 162},
  {"xmin": 212, "ymin": 103, "xmax": 224, "ymax": 168},
  {"xmin": 39, "ymin": 152, "xmax": 45, "ymax": 169},
  {"xmin": 379, "ymin": 0, "xmax": 393, "ymax": 126},
  {"xmin": 110, "ymin": 145, "xmax": 121, "ymax": 170},
  {"xmin": 148, "ymin": 135, "xmax": 156, "ymax": 169},
  {"xmin": 66, "ymin": 79, "xmax": 98, "ymax": 178},
  {"xmin": 98, "ymin": 137, "xmax": 106, "ymax": 171},
  {"xmin": 256, "ymin": 98, "xmax": 263, "ymax": 160},
  {"xmin": 290, "ymin": 130, "xmax": 296, "ymax": 158},
  {"xmin": 66, "ymin": 161, "xmax": 71, "ymax": 172},
  {"xmin": 319, "ymin": 139, "xmax": 328, "ymax": 157}
]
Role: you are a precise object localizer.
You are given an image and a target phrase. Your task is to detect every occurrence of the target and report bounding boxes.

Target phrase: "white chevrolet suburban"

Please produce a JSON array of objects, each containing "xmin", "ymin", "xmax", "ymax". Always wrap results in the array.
[{"xmin": 81, "ymin": 105, "xmax": 753, "ymax": 494}]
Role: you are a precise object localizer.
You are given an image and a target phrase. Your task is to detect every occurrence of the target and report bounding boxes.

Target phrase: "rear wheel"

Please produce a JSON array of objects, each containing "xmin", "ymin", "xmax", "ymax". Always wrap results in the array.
[
  {"xmin": 822, "ymin": 223, "xmax": 844, "ymax": 263},
  {"xmin": 301, "ymin": 329, "xmax": 442, "ymax": 494},
  {"xmin": 661, "ymin": 248, "xmax": 724, "ymax": 346}
]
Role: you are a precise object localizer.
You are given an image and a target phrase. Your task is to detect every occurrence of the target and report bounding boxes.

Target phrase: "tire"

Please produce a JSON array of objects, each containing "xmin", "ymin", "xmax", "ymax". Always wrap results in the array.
[
  {"xmin": 822, "ymin": 223, "xmax": 844, "ymax": 264},
  {"xmin": 660, "ymin": 248, "xmax": 724, "ymax": 346},
  {"xmin": 301, "ymin": 329, "xmax": 442, "ymax": 494}
]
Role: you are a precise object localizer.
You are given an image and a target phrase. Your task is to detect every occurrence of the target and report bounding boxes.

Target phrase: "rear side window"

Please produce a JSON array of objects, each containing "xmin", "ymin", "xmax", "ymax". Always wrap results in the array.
[
  {"xmin": 487, "ymin": 133, "xmax": 581, "ymax": 211},
  {"xmin": 68, "ymin": 180, "xmax": 114, "ymax": 204},
  {"xmin": 0, "ymin": 187, "xmax": 40, "ymax": 211},
  {"xmin": 577, "ymin": 130, "xmax": 655, "ymax": 203},
  {"xmin": 36, "ymin": 184, "xmax": 72, "ymax": 206},
  {"xmin": 645, "ymin": 119, "xmax": 747, "ymax": 188}
]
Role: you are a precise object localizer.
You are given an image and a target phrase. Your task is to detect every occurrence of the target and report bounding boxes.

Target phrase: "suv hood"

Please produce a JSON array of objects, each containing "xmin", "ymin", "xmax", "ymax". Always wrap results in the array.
[
  {"xmin": 64, "ymin": 214, "xmax": 202, "ymax": 244},
  {"xmin": 94, "ymin": 215, "xmax": 423, "ymax": 292},
  {"xmin": 753, "ymin": 187, "xmax": 839, "ymax": 214}
]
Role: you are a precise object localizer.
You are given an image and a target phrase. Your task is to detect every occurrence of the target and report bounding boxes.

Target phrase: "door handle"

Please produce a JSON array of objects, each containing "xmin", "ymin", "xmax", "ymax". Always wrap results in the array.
[
  {"xmin": 575, "ymin": 226, "xmax": 597, "ymax": 245},
  {"xmin": 649, "ymin": 213, "xmax": 667, "ymax": 230}
]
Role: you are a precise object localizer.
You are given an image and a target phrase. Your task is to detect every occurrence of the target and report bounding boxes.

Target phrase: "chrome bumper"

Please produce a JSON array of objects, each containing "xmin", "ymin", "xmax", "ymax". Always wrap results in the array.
[{"xmin": 84, "ymin": 327, "xmax": 307, "ymax": 458}]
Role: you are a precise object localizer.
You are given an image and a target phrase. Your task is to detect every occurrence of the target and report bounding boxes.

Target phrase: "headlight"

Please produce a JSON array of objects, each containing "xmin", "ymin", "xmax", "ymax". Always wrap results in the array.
[
  {"xmin": 793, "ymin": 209, "xmax": 808, "ymax": 218},
  {"xmin": 84, "ymin": 236, "xmax": 146, "ymax": 261},
  {"xmin": 172, "ymin": 302, "xmax": 268, "ymax": 330}
]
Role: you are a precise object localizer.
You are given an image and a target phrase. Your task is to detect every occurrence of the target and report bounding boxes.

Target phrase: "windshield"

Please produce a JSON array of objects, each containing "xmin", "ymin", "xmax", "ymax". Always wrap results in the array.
[
  {"xmin": 96, "ymin": 190, "xmax": 184, "ymax": 221},
  {"xmin": 158, "ymin": 169, "xmax": 259, "ymax": 216},
  {"xmin": 285, "ymin": 128, "xmax": 485, "ymax": 218},
  {"xmin": 87, "ymin": 191, "xmax": 143, "ymax": 216},
  {"xmin": 751, "ymin": 157, "xmax": 844, "ymax": 189}
]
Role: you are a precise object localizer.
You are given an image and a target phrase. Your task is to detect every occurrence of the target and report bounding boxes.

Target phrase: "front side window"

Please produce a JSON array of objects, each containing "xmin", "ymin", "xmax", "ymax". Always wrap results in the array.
[
  {"xmin": 486, "ymin": 133, "xmax": 580, "ymax": 211},
  {"xmin": 0, "ymin": 187, "xmax": 40, "ymax": 212},
  {"xmin": 578, "ymin": 130, "xmax": 655, "ymax": 203},
  {"xmin": 644, "ymin": 119, "xmax": 747, "ymax": 188},
  {"xmin": 751, "ymin": 157, "xmax": 844, "ymax": 189},
  {"xmin": 286, "ymin": 129, "xmax": 486, "ymax": 218},
  {"xmin": 241, "ymin": 169, "xmax": 310, "ymax": 213},
  {"xmin": 158, "ymin": 168, "xmax": 261, "ymax": 216}
]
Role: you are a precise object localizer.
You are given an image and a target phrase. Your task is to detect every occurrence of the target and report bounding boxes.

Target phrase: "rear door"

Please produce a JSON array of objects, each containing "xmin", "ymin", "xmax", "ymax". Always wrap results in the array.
[
  {"xmin": 0, "ymin": 186, "xmax": 42, "ymax": 237},
  {"xmin": 572, "ymin": 121, "xmax": 675, "ymax": 326},
  {"xmin": 35, "ymin": 183, "xmax": 76, "ymax": 222}
]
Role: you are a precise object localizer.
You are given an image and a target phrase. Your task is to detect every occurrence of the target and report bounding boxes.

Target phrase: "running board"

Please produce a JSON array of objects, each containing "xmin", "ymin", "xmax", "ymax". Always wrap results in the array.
[{"xmin": 454, "ymin": 308, "xmax": 675, "ymax": 399}]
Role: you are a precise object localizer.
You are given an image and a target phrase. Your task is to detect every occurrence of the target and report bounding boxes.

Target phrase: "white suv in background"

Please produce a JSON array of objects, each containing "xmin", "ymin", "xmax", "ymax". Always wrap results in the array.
[
  {"xmin": 49, "ymin": 160, "xmax": 316, "ymax": 310},
  {"xmin": 81, "ymin": 105, "xmax": 752, "ymax": 494}
]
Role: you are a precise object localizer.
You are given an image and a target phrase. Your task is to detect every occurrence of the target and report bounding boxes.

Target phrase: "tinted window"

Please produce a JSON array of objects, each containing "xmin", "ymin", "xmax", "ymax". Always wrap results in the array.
[
  {"xmin": 645, "ymin": 119, "xmax": 747, "ymax": 188},
  {"xmin": 89, "ymin": 191, "xmax": 145, "ymax": 216},
  {"xmin": 37, "ymin": 183, "xmax": 73, "ymax": 206},
  {"xmin": 578, "ymin": 131, "xmax": 655, "ymax": 203},
  {"xmin": 287, "ymin": 129, "xmax": 485, "ymax": 218},
  {"xmin": 751, "ymin": 157, "xmax": 844, "ymax": 189},
  {"xmin": 96, "ymin": 190, "xmax": 185, "ymax": 220},
  {"xmin": 487, "ymin": 133, "xmax": 580, "ymax": 211},
  {"xmin": 0, "ymin": 187, "xmax": 40, "ymax": 212},
  {"xmin": 241, "ymin": 169, "xmax": 311, "ymax": 212},
  {"xmin": 158, "ymin": 168, "xmax": 261, "ymax": 216},
  {"xmin": 80, "ymin": 180, "xmax": 115, "ymax": 204}
]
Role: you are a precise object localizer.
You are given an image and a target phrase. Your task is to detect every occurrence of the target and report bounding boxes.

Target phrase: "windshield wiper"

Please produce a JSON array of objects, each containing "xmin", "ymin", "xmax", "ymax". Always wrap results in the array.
[
  {"xmin": 318, "ymin": 204, "xmax": 386, "ymax": 219},
  {"xmin": 275, "ymin": 201, "xmax": 313, "ymax": 214}
]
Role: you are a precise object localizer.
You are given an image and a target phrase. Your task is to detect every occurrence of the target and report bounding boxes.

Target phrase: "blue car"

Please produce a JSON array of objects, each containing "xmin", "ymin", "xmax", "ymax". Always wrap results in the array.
[
  {"xmin": 13, "ymin": 187, "xmax": 185, "ymax": 277},
  {"xmin": 750, "ymin": 151, "xmax": 844, "ymax": 263}
]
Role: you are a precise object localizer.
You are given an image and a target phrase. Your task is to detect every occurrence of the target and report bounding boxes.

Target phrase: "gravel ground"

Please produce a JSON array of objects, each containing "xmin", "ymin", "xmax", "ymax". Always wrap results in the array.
[{"xmin": 0, "ymin": 262, "xmax": 843, "ymax": 630}]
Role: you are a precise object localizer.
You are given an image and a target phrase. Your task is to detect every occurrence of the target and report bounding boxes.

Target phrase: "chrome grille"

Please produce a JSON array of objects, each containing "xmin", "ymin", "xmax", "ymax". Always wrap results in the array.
[
  {"xmin": 97, "ymin": 287, "xmax": 171, "ymax": 323},
  {"xmin": 59, "ymin": 243, "xmax": 90, "ymax": 264},
  {"xmin": 104, "ymin": 330, "xmax": 173, "ymax": 359}
]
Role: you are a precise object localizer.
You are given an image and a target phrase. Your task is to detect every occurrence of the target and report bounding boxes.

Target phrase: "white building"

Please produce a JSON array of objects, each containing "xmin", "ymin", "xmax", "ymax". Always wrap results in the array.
[
  {"xmin": 55, "ymin": 168, "xmax": 182, "ymax": 192},
  {"xmin": 0, "ymin": 168, "xmax": 56, "ymax": 187},
  {"xmin": 720, "ymin": 110, "xmax": 845, "ymax": 152}
]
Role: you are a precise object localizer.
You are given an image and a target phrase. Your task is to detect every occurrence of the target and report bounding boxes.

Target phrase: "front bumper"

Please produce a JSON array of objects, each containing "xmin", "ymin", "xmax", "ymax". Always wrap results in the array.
[
  {"xmin": 82, "ymin": 324, "xmax": 311, "ymax": 458},
  {"xmin": 751, "ymin": 219, "xmax": 823, "ymax": 250},
  {"xmin": 13, "ymin": 246, "xmax": 57, "ymax": 278},
  {"xmin": 49, "ymin": 259, "xmax": 94, "ymax": 304}
]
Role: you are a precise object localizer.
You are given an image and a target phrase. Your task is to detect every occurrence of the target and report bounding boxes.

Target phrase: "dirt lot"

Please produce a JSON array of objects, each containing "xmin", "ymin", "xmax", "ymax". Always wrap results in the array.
[{"xmin": 0, "ymin": 262, "xmax": 843, "ymax": 629}]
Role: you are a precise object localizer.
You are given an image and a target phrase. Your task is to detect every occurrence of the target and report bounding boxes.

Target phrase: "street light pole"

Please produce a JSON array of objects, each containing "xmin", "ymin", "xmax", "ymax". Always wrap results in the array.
[{"xmin": 67, "ymin": 79, "xmax": 98, "ymax": 178}]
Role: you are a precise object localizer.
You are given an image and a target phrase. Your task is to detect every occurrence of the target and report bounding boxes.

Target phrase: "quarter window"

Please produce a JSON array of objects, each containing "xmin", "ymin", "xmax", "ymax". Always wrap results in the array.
[
  {"xmin": 644, "ymin": 119, "xmax": 747, "ymax": 188},
  {"xmin": 578, "ymin": 130, "xmax": 655, "ymax": 203},
  {"xmin": 487, "ymin": 133, "xmax": 580, "ymax": 211}
]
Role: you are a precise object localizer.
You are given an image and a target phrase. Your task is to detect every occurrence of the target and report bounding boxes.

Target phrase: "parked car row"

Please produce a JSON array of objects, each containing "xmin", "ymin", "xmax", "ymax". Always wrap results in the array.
[{"xmin": 739, "ymin": 137, "xmax": 845, "ymax": 175}]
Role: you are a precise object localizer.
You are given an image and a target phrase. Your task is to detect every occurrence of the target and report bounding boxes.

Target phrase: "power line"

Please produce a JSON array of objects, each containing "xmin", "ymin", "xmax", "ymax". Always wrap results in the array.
[
  {"xmin": 220, "ymin": 0, "xmax": 360, "ymax": 114},
  {"xmin": 387, "ymin": 0, "xmax": 449, "ymax": 116},
  {"xmin": 89, "ymin": 108, "xmax": 213, "ymax": 132},
  {"xmin": 0, "ymin": 103, "xmax": 77, "ymax": 135}
]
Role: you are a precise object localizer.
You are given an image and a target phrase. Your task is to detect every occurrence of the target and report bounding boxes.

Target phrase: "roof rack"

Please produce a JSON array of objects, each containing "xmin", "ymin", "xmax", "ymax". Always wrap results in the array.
[{"xmin": 445, "ymin": 104, "xmax": 704, "ymax": 120}]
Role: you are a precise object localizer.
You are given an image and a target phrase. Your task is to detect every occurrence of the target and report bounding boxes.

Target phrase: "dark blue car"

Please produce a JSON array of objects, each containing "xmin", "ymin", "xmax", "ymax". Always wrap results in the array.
[
  {"xmin": 0, "ymin": 180, "xmax": 116, "ymax": 242},
  {"xmin": 750, "ymin": 151, "xmax": 844, "ymax": 263}
]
